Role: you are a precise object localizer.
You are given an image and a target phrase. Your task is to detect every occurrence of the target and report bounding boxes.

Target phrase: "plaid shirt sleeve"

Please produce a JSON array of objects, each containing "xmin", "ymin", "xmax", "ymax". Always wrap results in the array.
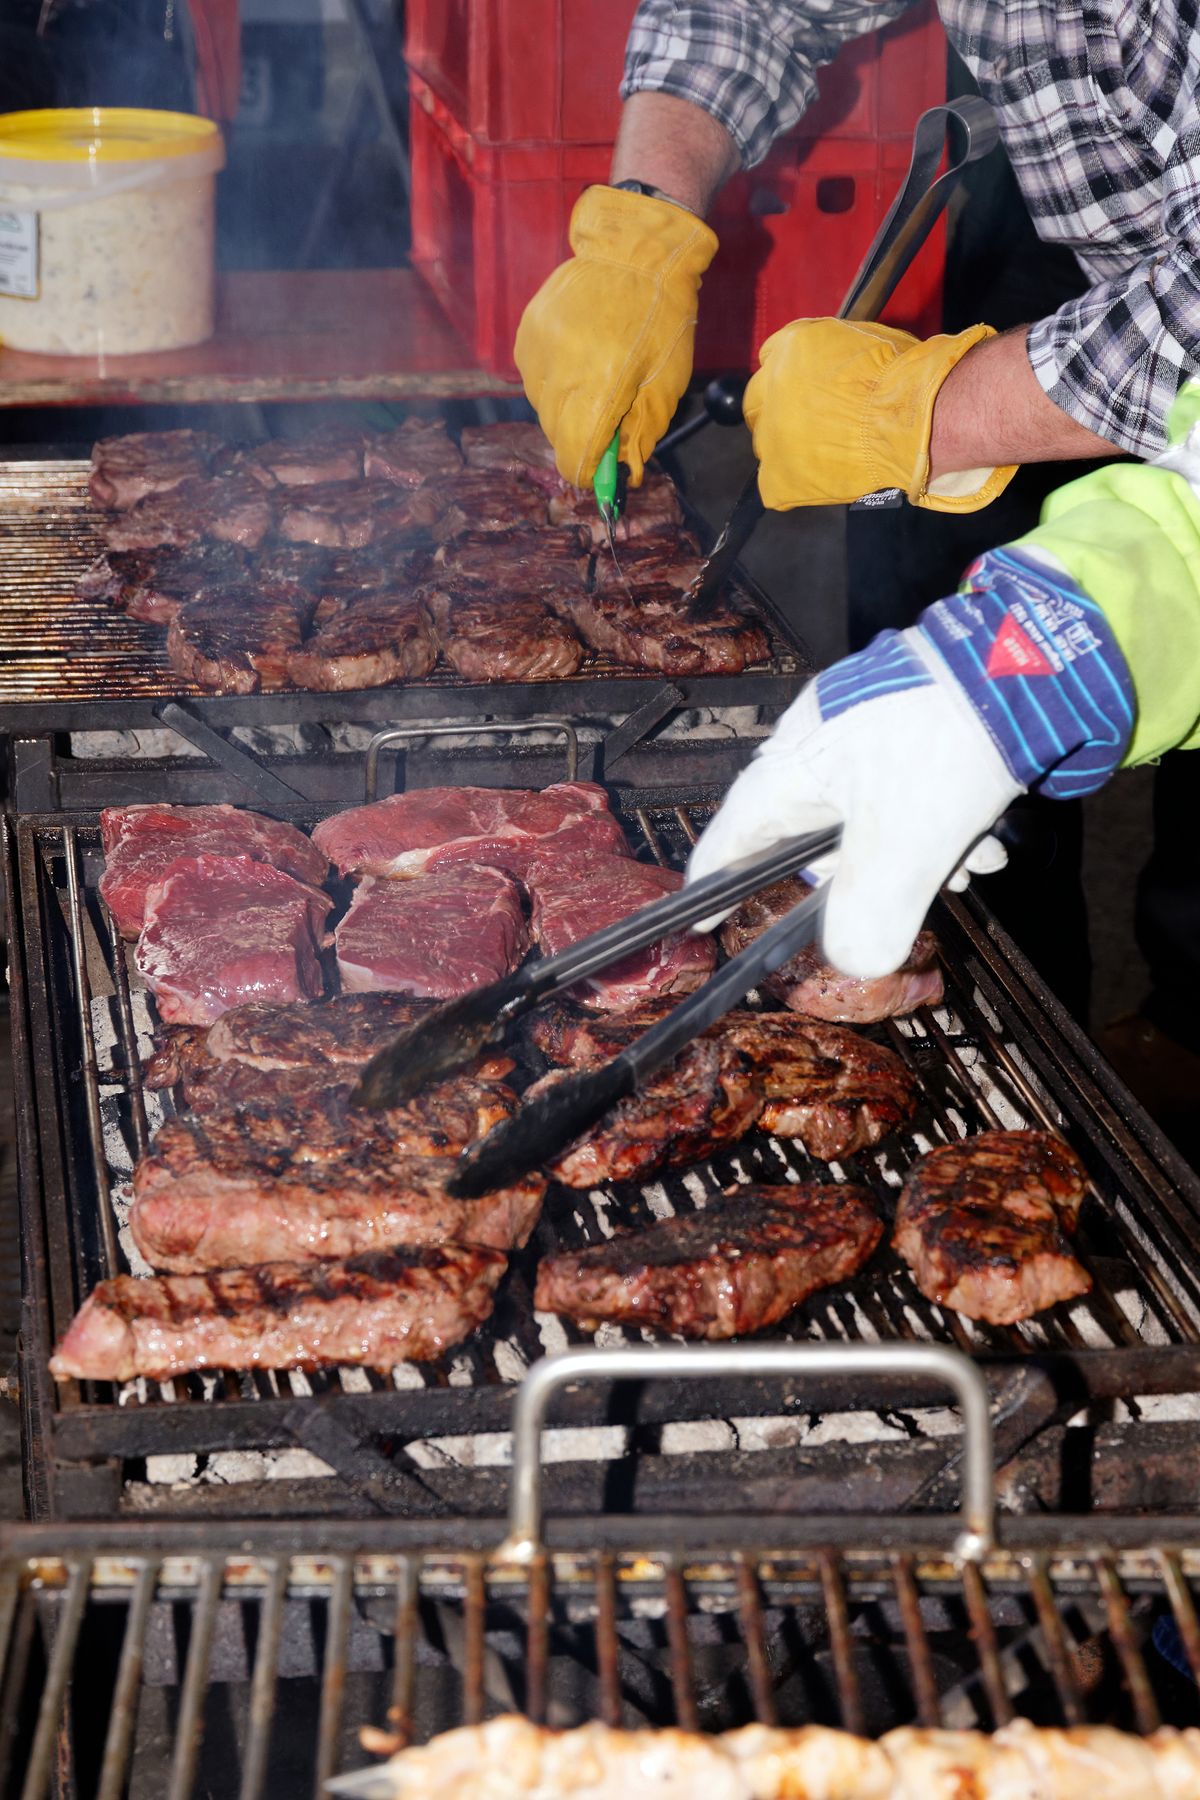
[{"xmin": 621, "ymin": 0, "xmax": 914, "ymax": 168}]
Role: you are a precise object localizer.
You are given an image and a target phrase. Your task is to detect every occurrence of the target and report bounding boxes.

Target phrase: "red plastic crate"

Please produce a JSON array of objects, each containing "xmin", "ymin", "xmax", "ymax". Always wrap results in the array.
[
  {"xmin": 406, "ymin": 0, "xmax": 943, "ymax": 147},
  {"xmin": 409, "ymin": 91, "xmax": 948, "ymax": 375}
]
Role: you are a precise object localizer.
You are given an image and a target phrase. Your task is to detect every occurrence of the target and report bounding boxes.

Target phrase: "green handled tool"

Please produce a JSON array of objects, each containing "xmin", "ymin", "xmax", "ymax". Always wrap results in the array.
[{"xmin": 593, "ymin": 428, "xmax": 634, "ymax": 593}]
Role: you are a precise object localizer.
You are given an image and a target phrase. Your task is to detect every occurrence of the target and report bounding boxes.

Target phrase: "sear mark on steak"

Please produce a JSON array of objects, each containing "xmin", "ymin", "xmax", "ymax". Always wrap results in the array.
[
  {"xmin": 420, "ymin": 583, "xmax": 585, "ymax": 682},
  {"xmin": 166, "ymin": 583, "xmax": 312, "ymax": 693},
  {"xmin": 50, "ymin": 1244, "xmax": 508, "ymax": 1381},
  {"xmin": 893, "ymin": 1129, "xmax": 1091, "ymax": 1325},
  {"xmin": 204, "ymin": 992, "xmax": 440, "ymax": 1073},
  {"xmin": 549, "ymin": 470, "xmax": 683, "ymax": 544},
  {"xmin": 550, "ymin": 582, "xmax": 769, "ymax": 676},
  {"xmin": 588, "ymin": 531, "xmax": 705, "ymax": 593},
  {"xmin": 89, "ymin": 428, "xmax": 221, "ymax": 509},
  {"xmin": 432, "ymin": 470, "xmax": 553, "ymax": 540},
  {"xmin": 129, "ymin": 1117, "xmax": 544, "ymax": 1270},
  {"xmin": 535, "ymin": 1183, "xmax": 882, "ymax": 1338},
  {"xmin": 528, "ymin": 1039, "xmax": 762, "ymax": 1187},
  {"xmin": 721, "ymin": 879, "xmax": 944, "ymax": 1022},
  {"xmin": 432, "ymin": 527, "xmax": 589, "ymax": 592},
  {"xmin": 334, "ymin": 865, "xmax": 529, "ymax": 999},
  {"xmin": 284, "ymin": 590, "xmax": 437, "ymax": 691}
]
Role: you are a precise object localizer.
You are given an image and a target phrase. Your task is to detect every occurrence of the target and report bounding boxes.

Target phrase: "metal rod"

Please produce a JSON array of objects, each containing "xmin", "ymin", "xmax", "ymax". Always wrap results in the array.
[
  {"xmin": 663, "ymin": 1562, "xmax": 698, "ymax": 1732},
  {"xmin": 96, "ymin": 1560, "xmax": 159, "ymax": 1800},
  {"xmin": 387, "ymin": 1557, "xmax": 419, "ymax": 1749},
  {"xmin": 1159, "ymin": 1551, "xmax": 1200, "ymax": 1694},
  {"xmin": 101, "ymin": 892, "xmax": 151, "ymax": 1160},
  {"xmin": 594, "ymin": 1555, "xmax": 622, "ymax": 1729},
  {"xmin": 166, "ymin": 1555, "xmax": 222, "ymax": 1800},
  {"xmin": 239, "ymin": 1559, "xmax": 288, "ymax": 1800},
  {"xmin": 63, "ymin": 827, "xmax": 120, "ymax": 1276},
  {"xmin": 735, "ymin": 1555, "xmax": 777, "ymax": 1727},
  {"xmin": 891, "ymin": 1556, "xmax": 942, "ymax": 1727},
  {"xmin": 1026, "ymin": 1556, "xmax": 1084, "ymax": 1726},
  {"xmin": 363, "ymin": 721, "xmax": 579, "ymax": 801},
  {"xmin": 18, "ymin": 1558, "xmax": 91, "ymax": 1800},
  {"xmin": 500, "ymin": 1345, "xmax": 994, "ymax": 1563},
  {"xmin": 525, "ymin": 1555, "xmax": 550, "ymax": 1727},
  {"xmin": 1096, "ymin": 1558, "xmax": 1161, "ymax": 1734},
  {"xmin": 820, "ymin": 1552, "xmax": 864, "ymax": 1735},
  {"xmin": 315, "ymin": 1555, "xmax": 354, "ymax": 1799},
  {"xmin": 463, "ymin": 1558, "xmax": 487, "ymax": 1728},
  {"xmin": 961, "ymin": 1562, "xmax": 1012, "ymax": 1727}
]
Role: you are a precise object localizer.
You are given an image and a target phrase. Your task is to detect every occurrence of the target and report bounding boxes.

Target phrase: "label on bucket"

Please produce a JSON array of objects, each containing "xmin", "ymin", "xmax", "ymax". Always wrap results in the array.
[{"xmin": 0, "ymin": 207, "xmax": 38, "ymax": 300}]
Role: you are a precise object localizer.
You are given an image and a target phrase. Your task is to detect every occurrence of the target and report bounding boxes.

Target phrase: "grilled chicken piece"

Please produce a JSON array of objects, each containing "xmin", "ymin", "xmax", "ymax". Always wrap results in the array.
[
  {"xmin": 550, "ymin": 582, "xmax": 769, "ymax": 676},
  {"xmin": 722, "ymin": 1724, "xmax": 892, "ymax": 1798},
  {"xmin": 420, "ymin": 584, "xmax": 585, "ymax": 681},
  {"xmin": 89, "ymin": 428, "xmax": 220, "ymax": 509},
  {"xmin": 994, "ymin": 1719, "xmax": 1193, "ymax": 1799},
  {"xmin": 528, "ymin": 1002, "xmax": 918, "ymax": 1161},
  {"xmin": 535, "ymin": 1183, "xmax": 882, "ymax": 1337},
  {"xmin": 893, "ymin": 1129, "xmax": 1091, "ymax": 1325},
  {"xmin": 130, "ymin": 1120, "xmax": 543, "ymax": 1270},
  {"xmin": 721, "ymin": 879, "xmax": 944, "ymax": 1022},
  {"xmin": 529, "ymin": 1039, "xmax": 762, "ymax": 1188},
  {"xmin": 49, "ymin": 1245, "xmax": 506, "ymax": 1381},
  {"xmin": 285, "ymin": 592, "xmax": 437, "ymax": 691}
]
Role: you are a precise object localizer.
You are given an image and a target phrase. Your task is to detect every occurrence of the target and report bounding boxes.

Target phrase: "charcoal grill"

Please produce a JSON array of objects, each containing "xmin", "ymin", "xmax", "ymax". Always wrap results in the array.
[
  {"xmin": 4, "ymin": 1346, "xmax": 1200, "ymax": 1799},
  {"xmin": 0, "ymin": 459, "xmax": 809, "ymax": 812},
  {"xmin": 9, "ymin": 748, "xmax": 1200, "ymax": 1524}
]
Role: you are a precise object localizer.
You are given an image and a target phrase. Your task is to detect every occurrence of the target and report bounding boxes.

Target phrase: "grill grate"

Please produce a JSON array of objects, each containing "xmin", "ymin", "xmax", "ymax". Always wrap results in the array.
[
  {"xmin": 3, "ymin": 1523, "xmax": 1200, "ymax": 1798},
  {"xmin": 0, "ymin": 462, "xmax": 803, "ymax": 715},
  {"xmin": 10, "ymin": 788, "xmax": 1200, "ymax": 1517}
]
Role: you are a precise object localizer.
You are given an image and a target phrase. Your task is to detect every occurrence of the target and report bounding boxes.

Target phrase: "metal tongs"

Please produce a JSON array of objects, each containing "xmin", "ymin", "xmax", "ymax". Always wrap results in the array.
[
  {"xmin": 350, "ymin": 827, "xmax": 838, "ymax": 1112},
  {"xmin": 687, "ymin": 95, "xmax": 999, "ymax": 615}
]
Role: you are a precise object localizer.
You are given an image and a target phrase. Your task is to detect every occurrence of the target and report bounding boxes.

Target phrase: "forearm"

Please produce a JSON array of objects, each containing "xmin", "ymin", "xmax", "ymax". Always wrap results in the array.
[
  {"xmin": 610, "ymin": 93, "xmax": 741, "ymax": 217},
  {"xmin": 929, "ymin": 327, "xmax": 1117, "ymax": 477}
]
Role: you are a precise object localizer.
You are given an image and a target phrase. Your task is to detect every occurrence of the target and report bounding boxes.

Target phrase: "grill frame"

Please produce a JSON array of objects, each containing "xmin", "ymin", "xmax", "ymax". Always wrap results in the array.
[{"xmin": 10, "ymin": 775, "xmax": 1200, "ymax": 1524}]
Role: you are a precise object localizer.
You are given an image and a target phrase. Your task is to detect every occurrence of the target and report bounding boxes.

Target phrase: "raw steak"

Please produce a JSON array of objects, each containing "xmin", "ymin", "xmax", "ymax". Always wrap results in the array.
[
  {"xmin": 167, "ymin": 585, "xmax": 311, "ymax": 693},
  {"xmin": 285, "ymin": 592, "xmax": 437, "ymax": 690},
  {"xmin": 549, "ymin": 469, "xmax": 683, "ymax": 544},
  {"xmin": 460, "ymin": 422, "xmax": 565, "ymax": 496},
  {"xmin": 432, "ymin": 528, "xmax": 588, "ymax": 592},
  {"xmin": 100, "ymin": 803, "xmax": 328, "ymax": 939},
  {"xmin": 130, "ymin": 1121, "xmax": 543, "ymax": 1269},
  {"xmin": 894, "ymin": 1129, "xmax": 1091, "ymax": 1324},
  {"xmin": 50, "ymin": 1245, "xmax": 507, "ymax": 1381},
  {"xmin": 240, "ymin": 428, "xmax": 364, "ymax": 488},
  {"xmin": 89, "ymin": 429, "xmax": 220, "ymax": 509},
  {"xmin": 363, "ymin": 419, "xmax": 463, "ymax": 486},
  {"xmin": 535, "ymin": 1183, "xmax": 882, "ymax": 1338},
  {"xmin": 421, "ymin": 585, "xmax": 584, "ymax": 681},
  {"xmin": 136, "ymin": 854, "xmax": 333, "ymax": 1025},
  {"xmin": 721, "ymin": 879, "xmax": 944, "ymax": 1021},
  {"xmin": 312, "ymin": 782, "xmax": 628, "ymax": 879},
  {"xmin": 335, "ymin": 866, "xmax": 528, "ymax": 997},
  {"xmin": 524, "ymin": 849, "xmax": 716, "ymax": 1010},
  {"xmin": 552, "ymin": 582, "xmax": 769, "ymax": 675},
  {"xmin": 277, "ymin": 481, "xmax": 444, "ymax": 548},
  {"xmin": 102, "ymin": 475, "xmax": 275, "ymax": 550},
  {"xmin": 528, "ymin": 1039, "xmax": 761, "ymax": 1186}
]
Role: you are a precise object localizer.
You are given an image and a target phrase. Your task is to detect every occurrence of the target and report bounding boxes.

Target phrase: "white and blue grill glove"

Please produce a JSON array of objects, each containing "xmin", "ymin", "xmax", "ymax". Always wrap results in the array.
[{"xmin": 688, "ymin": 547, "xmax": 1135, "ymax": 979}]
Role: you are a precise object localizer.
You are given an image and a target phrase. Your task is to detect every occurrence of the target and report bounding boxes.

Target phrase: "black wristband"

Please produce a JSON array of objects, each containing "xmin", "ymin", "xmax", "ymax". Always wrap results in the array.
[{"xmin": 611, "ymin": 178, "xmax": 697, "ymax": 216}]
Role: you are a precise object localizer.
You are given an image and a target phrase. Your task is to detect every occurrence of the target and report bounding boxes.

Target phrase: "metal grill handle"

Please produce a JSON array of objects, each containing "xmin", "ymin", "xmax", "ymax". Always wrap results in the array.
[
  {"xmin": 363, "ymin": 721, "xmax": 579, "ymax": 800},
  {"xmin": 500, "ymin": 1343, "xmax": 995, "ymax": 1565}
]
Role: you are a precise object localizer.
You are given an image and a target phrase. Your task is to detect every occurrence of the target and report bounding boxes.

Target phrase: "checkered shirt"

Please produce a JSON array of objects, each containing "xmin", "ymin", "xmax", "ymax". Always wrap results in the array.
[{"xmin": 622, "ymin": 1, "xmax": 1200, "ymax": 457}]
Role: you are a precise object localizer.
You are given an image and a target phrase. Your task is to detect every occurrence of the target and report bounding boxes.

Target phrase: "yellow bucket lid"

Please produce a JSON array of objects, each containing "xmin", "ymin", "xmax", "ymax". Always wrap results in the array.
[{"xmin": 0, "ymin": 107, "xmax": 222, "ymax": 165}]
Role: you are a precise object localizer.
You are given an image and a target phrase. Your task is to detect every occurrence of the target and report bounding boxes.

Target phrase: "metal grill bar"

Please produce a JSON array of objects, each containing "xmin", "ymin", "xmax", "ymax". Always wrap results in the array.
[
  {"xmin": 315, "ymin": 1557, "xmax": 355, "ymax": 1799},
  {"xmin": 819, "ymin": 1550, "xmax": 864, "ymax": 1734},
  {"xmin": 97, "ymin": 1560, "xmax": 157, "ymax": 1800},
  {"xmin": 239, "ymin": 1559, "xmax": 288, "ymax": 1800},
  {"xmin": 387, "ymin": 1557, "xmax": 419, "ymax": 1753},
  {"xmin": 961, "ymin": 1563, "xmax": 1013, "ymax": 1728},
  {"xmin": 18, "ymin": 1556, "xmax": 91, "ymax": 1800},
  {"xmin": 663, "ymin": 1562, "xmax": 698, "ymax": 1731},
  {"xmin": 525, "ymin": 1555, "xmax": 550, "ymax": 1728},
  {"xmin": 735, "ymin": 1554, "xmax": 778, "ymax": 1728},
  {"xmin": 1026, "ymin": 1555, "xmax": 1084, "ymax": 1727},
  {"xmin": 166, "ymin": 1555, "xmax": 222, "ymax": 1800},
  {"xmin": 594, "ymin": 1553, "xmax": 622, "ymax": 1729},
  {"xmin": 891, "ymin": 1555, "xmax": 942, "ymax": 1727},
  {"xmin": 1096, "ymin": 1558, "xmax": 1161, "ymax": 1736}
]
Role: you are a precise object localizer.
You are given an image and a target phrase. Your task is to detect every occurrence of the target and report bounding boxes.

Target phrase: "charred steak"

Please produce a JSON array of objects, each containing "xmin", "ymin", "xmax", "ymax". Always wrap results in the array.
[
  {"xmin": 89, "ymin": 428, "xmax": 220, "ymax": 509},
  {"xmin": 421, "ymin": 584, "xmax": 585, "ymax": 682},
  {"xmin": 102, "ymin": 475, "xmax": 275, "ymax": 551},
  {"xmin": 529, "ymin": 1039, "xmax": 762, "ymax": 1187},
  {"xmin": 588, "ymin": 533, "xmax": 706, "ymax": 593},
  {"xmin": 312, "ymin": 782, "xmax": 627, "ymax": 879},
  {"xmin": 130, "ymin": 1119, "xmax": 543, "ymax": 1269},
  {"xmin": 135, "ymin": 853, "xmax": 333, "ymax": 1026},
  {"xmin": 551, "ymin": 582, "xmax": 769, "ymax": 676},
  {"xmin": 893, "ymin": 1130, "xmax": 1091, "ymax": 1324},
  {"xmin": 204, "ymin": 992, "xmax": 437, "ymax": 1072},
  {"xmin": 78, "ymin": 540, "xmax": 249, "ymax": 625},
  {"xmin": 284, "ymin": 591, "xmax": 437, "ymax": 691},
  {"xmin": 334, "ymin": 865, "xmax": 529, "ymax": 998},
  {"xmin": 524, "ymin": 849, "xmax": 716, "ymax": 1010},
  {"xmin": 167, "ymin": 583, "xmax": 312, "ymax": 693},
  {"xmin": 529, "ymin": 1002, "xmax": 918, "ymax": 1160},
  {"xmin": 535, "ymin": 1183, "xmax": 882, "ymax": 1338},
  {"xmin": 433, "ymin": 470, "xmax": 553, "ymax": 539},
  {"xmin": 721, "ymin": 880, "xmax": 944, "ymax": 1022},
  {"xmin": 50, "ymin": 1245, "xmax": 507, "ymax": 1381},
  {"xmin": 100, "ymin": 802, "xmax": 328, "ymax": 939}
]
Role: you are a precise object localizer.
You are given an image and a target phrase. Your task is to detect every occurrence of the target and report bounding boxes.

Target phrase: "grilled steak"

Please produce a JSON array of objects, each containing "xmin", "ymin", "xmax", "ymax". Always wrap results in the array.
[
  {"xmin": 528, "ymin": 1038, "xmax": 762, "ymax": 1186},
  {"xmin": 529, "ymin": 1002, "xmax": 918, "ymax": 1160},
  {"xmin": 363, "ymin": 419, "xmax": 463, "ymax": 487},
  {"xmin": 893, "ymin": 1129, "xmax": 1091, "ymax": 1324},
  {"xmin": 524, "ymin": 849, "xmax": 716, "ymax": 1010},
  {"xmin": 205, "ymin": 991, "xmax": 436, "ymax": 1072},
  {"xmin": 240, "ymin": 428, "xmax": 364, "ymax": 488},
  {"xmin": 136, "ymin": 854, "xmax": 333, "ymax": 1025},
  {"xmin": 335, "ymin": 865, "xmax": 529, "ymax": 998},
  {"xmin": 78, "ymin": 541, "xmax": 250, "ymax": 625},
  {"xmin": 535, "ymin": 1183, "xmax": 882, "ymax": 1337},
  {"xmin": 102, "ymin": 475, "xmax": 275, "ymax": 551},
  {"xmin": 276, "ymin": 481, "xmax": 443, "ymax": 548},
  {"xmin": 432, "ymin": 527, "xmax": 588, "ymax": 591},
  {"xmin": 284, "ymin": 591, "xmax": 437, "ymax": 690},
  {"xmin": 589, "ymin": 533, "xmax": 705, "ymax": 593},
  {"xmin": 460, "ymin": 422, "xmax": 565, "ymax": 496},
  {"xmin": 50, "ymin": 1244, "xmax": 507, "ymax": 1381},
  {"xmin": 721, "ymin": 879, "xmax": 945, "ymax": 1021},
  {"xmin": 130, "ymin": 1119, "xmax": 543, "ymax": 1269},
  {"xmin": 549, "ymin": 469, "xmax": 683, "ymax": 544},
  {"xmin": 434, "ymin": 470, "xmax": 552, "ymax": 538},
  {"xmin": 89, "ymin": 428, "xmax": 220, "ymax": 509},
  {"xmin": 100, "ymin": 802, "xmax": 328, "ymax": 939},
  {"xmin": 312, "ymin": 782, "xmax": 627, "ymax": 879},
  {"xmin": 167, "ymin": 584, "xmax": 312, "ymax": 693},
  {"xmin": 552, "ymin": 582, "xmax": 769, "ymax": 675},
  {"xmin": 421, "ymin": 584, "xmax": 585, "ymax": 681}
]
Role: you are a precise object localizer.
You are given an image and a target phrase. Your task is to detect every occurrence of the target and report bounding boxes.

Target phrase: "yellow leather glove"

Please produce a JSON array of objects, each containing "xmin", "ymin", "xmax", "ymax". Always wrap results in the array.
[
  {"xmin": 514, "ymin": 185, "xmax": 719, "ymax": 488},
  {"xmin": 744, "ymin": 318, "xmax": 1017, "ymax": 514}
]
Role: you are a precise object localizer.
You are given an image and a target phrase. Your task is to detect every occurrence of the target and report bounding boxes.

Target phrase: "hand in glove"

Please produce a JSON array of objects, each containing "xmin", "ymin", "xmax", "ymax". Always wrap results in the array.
[
  {"xmin": 688, "ymin": 547, "xmax": 1136, "ymax": 978},
  {"xmin": 514, "ymin": 186, "xmax": 718, "ymax": 489},
  {"xmin": 743, "ymin": 317, "xmax": 1017, "ymax": 514}
]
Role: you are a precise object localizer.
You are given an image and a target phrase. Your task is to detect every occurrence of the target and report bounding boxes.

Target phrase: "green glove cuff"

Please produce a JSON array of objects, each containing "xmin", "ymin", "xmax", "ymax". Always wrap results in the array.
[{"xmin": 1013, "ymin": 463, "xmax": 1200, "ymax": 767}]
